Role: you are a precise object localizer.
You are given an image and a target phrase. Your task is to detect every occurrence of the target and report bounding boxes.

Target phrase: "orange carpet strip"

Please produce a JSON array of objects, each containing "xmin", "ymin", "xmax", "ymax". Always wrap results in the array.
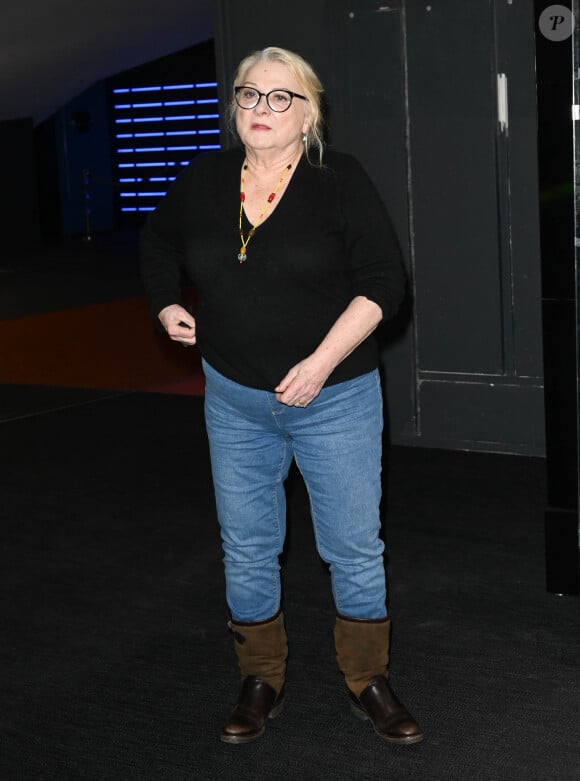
[{"xmin": 0, "ymin": 297, "xmax": 204, "ymax": 394}]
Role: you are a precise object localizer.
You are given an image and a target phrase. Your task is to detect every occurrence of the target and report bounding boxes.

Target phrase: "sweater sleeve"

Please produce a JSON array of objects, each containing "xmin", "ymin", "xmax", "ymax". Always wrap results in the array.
[
  {"xmin": 337, "ymin": 153, "xmax": 406, "ymax": 320},
  {"xmin": 139, "ymin": 164, "xmax": 194, "ymax": 321}
]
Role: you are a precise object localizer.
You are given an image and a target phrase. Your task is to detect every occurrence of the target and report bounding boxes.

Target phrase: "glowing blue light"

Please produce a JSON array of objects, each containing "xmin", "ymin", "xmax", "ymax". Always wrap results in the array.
[
  {"xmin": 112, "ymin": 80, "xmax": 219, "ymax": 218},
  {"xmin": 116, "ymin": 117, "xmax": 165, "ymax": 124},
  {"xmin": 134, "ymin": 162, "xmax": 176, "ymax": 168}
]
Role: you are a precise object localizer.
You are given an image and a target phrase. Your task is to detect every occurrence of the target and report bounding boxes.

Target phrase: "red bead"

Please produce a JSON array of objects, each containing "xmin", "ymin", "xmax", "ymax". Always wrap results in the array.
[
  {"xmin": 268, "ymin": 193, "xmax": 275, "ymax": 202},
  {"xmin": 240, "ymin": 193, "xmax": 245, "ymax": 201}
]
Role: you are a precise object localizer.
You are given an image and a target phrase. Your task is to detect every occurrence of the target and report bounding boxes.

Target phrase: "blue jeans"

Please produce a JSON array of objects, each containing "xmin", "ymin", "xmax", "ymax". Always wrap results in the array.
[{"xmin": 203, "ymin": 360, "xmax": 387, "ymax": 623}]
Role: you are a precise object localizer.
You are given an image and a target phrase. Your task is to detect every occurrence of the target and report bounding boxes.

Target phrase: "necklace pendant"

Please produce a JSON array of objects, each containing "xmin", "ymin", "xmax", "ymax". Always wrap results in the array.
[{"xmin": 238, "ymin": 248, "xmax": 247, "ymax": 263}]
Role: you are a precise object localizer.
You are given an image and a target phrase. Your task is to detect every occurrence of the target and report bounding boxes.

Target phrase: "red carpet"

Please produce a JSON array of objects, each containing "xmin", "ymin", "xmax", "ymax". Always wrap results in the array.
[{"xmin": 0, "ymin": 297, "xmax": 205, "ymax": 395}]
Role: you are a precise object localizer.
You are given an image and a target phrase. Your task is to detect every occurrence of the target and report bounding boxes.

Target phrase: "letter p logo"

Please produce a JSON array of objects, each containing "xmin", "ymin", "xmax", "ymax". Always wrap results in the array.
[{"xmin": 539, "ymin": 5, "xmax": 575, "ymax": 41}]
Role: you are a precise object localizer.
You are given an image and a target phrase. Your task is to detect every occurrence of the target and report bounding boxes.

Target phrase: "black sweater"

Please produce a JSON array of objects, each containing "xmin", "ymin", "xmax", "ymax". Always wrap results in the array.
[{"xmin": 140, "ymin": 147, "xmax": 405, "ymax": 391}]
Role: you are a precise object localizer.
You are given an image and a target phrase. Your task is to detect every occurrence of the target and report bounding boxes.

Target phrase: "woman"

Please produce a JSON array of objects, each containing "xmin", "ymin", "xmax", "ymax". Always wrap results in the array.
[{"xmin": 141, "ymin": 46, "xmax": 422, "ymax": 746}]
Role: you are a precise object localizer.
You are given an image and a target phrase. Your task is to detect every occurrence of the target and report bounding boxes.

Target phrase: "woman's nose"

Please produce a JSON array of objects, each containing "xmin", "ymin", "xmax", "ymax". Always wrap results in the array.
[{"xmin": 254, "ymin": 93, "xmax": 271, "ymax": 113}]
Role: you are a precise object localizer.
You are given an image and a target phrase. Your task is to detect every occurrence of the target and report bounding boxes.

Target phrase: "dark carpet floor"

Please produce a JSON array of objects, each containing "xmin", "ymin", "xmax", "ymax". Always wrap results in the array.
[{"xmin": 1, "ymin": 391, "xmax": 578, "ymax": 780}]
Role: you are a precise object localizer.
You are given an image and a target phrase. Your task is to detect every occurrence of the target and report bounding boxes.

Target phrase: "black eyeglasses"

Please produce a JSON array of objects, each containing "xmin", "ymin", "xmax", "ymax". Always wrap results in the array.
[{"xmin": 234, "ymin": 86, "xmax": 307, "ymax": 113}]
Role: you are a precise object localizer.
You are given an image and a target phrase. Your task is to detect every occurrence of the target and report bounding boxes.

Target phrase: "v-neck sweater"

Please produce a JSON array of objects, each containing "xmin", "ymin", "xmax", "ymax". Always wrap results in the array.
[{"xmin": 140, "ymin": 147, "xmax": 405, "ymax": 391}]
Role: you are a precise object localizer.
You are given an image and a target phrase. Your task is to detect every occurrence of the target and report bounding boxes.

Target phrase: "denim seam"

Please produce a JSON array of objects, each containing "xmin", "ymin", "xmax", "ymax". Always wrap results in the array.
[
  {"xmin": 293, "ymin": 451, "xmax": 344, "ymax": 615},
  {"xmin": 266, "ymin": 390, "xmax": 285, "ymax": 424},
  {"xmin": 271, "ymin": 435, "xmax": 289, "ymax": 610}
]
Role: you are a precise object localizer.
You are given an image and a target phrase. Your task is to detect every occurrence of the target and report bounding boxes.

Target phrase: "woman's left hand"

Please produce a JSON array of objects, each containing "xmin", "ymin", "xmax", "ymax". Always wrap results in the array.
[
  {"xmin": 274, "ymin": 297, "xmax": 383, "ymax": 408},
  {"xmin": 274, "ymin": 357, "xmax": 331, "ymax": 407}
]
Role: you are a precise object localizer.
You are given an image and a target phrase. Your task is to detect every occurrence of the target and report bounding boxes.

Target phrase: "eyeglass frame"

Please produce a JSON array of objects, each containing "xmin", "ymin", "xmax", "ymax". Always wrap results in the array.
[{"xmin": 234, "ymin": 86, "xmax": 307, "ymax": 113}]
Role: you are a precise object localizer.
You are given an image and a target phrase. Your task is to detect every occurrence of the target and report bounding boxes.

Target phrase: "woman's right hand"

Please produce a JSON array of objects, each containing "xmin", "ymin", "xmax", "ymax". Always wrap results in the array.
[{"xmin": 158, "ymin": 304, "xmax": 197, "ymax": 347}]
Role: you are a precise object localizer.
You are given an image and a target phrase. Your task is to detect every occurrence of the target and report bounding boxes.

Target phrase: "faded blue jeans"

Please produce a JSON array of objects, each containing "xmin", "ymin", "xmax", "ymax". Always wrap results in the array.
[{"xmin": 203, "ymin": 359, "xmax": 387, "ymax": 623}]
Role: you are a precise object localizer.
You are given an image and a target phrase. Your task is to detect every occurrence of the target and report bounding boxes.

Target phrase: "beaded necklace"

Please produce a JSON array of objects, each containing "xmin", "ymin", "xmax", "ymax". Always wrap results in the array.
[{"xmin": 238, "ymin": 160, "xmax": 292, "ymax": 262}]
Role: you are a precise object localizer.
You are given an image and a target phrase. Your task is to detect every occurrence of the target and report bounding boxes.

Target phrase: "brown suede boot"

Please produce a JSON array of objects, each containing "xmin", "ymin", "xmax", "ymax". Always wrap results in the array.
[
  {"xmin": 221, "ymin": 610, "xmax": 288, "ymax": 744},
  {"xmin": 334, "ymin": 614, "xmax": 423, "ymax": 745}
]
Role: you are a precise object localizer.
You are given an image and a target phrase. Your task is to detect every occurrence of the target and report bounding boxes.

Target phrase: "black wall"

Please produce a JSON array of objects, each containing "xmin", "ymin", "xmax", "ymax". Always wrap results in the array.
[
  {"xmin": 214, "ymin": 0, "xmax": 545, "ymax": 455},
  {"xmin": 0, "ymin": 118, "xmax": 41, "ymax": 246}
]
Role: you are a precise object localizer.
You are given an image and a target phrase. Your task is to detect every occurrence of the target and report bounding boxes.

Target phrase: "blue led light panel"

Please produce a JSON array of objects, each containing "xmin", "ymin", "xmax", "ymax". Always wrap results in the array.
[{"xmin": 111, "ymin": 82, "xmax": 221, "ymax": 215}]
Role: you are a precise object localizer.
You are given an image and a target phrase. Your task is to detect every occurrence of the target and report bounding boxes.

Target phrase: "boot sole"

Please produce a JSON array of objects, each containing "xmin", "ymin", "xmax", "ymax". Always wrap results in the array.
[
  {"xmin": 350, "ymin": 700, "xmax": 424, "ymax": 745},
  {"xmin": 220, "ymin": 697, "xmax": 285, "ymax": 745}
]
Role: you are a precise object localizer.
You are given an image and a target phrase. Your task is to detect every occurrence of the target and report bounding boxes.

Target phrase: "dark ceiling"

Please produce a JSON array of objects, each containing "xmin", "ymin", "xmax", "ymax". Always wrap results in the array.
[{"xmin": 0, "ymin": 0, "xmax": 214, "ymax": 124}]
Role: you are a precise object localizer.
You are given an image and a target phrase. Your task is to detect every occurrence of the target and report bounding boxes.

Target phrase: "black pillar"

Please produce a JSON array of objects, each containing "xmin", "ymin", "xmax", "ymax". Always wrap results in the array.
[{"xmin": 535, "ymin": 1, "xmax": 579, "ymax": 594}]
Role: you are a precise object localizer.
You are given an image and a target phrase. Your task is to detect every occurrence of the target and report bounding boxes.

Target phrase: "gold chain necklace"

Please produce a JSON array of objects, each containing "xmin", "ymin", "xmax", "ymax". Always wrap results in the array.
[{"xmin": 238, "ymin": 161, "xmax": 292, "ymax": 263}]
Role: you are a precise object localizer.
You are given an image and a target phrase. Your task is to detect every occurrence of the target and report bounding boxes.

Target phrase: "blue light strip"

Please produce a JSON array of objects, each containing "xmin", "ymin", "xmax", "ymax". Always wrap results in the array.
[
  {"xmin": 130, "ymin": 86, "xmax": 162, "ymax": 93},
  {"xmin": 116, "ymin": 115, "xmax": 220, "ymax": 124},
  {"xmin": 167, "ymin": 145, "xmax": 199, "ymax": 151},
  {"xmin": 113, "ymin": 82, "xmax": 217, "ymax": 93},
  {"xmin": 120, "ymin": 192, "xmax": 168, "ymax": 198},
  {"xmin": 115, "ymin": 100, "xmax": 208, "ymax": 109},
  {"xmin": 164, "ymin": 115, "xmax": 200, "ymax": 122}
]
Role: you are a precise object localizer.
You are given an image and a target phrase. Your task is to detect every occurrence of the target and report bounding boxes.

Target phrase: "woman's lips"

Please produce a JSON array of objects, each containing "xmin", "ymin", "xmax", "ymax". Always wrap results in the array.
[{"xmin": 251, "ymin": 123, "xmax": 271, "ymax": 130}]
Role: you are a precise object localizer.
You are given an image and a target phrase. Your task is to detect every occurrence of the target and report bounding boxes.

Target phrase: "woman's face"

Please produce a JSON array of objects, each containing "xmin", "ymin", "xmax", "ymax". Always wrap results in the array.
[{"xmin": 235, "ymin": 60, "xmax": 309, "ymax": 156}]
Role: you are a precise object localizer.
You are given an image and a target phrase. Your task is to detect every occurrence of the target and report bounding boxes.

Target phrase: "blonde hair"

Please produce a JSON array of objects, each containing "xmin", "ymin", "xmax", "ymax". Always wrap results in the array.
[{"xmin": 229, "ymin": 46, "xmax": 325, "ymax": 165}]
